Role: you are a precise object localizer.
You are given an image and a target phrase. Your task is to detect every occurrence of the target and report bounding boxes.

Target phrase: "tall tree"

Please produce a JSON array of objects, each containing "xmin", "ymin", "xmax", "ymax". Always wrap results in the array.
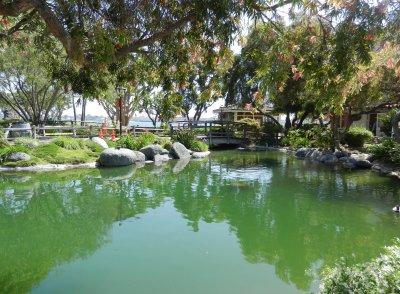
[
  {"xmin": 0, "ymin": 37, "xmax": 68, "ymax": 125},
  {"xmin": 0, "ymin": 0, "xmax": 297, "ymax": 94}
]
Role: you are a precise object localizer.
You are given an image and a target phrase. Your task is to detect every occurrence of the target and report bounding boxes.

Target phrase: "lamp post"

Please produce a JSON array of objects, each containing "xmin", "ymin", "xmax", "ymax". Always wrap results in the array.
[{"xmin": 116, "ymin": 87, "xmax": 127, "ymax": 137}]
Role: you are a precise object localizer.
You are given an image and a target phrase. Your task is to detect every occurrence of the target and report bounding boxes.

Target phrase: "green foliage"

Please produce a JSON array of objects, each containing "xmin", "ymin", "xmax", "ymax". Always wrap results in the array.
[
  {"xmin": 0, "ymin": 146, "xmax": 30, "ymax": 161},
  {"xmin": 14, "ymin": 137, "xmax": 41, "ymax": 149},
  {"xmin": 117, "ymin": 135, "xmax": 137, "ymax": 150},
  {"xmin": 283, "ymin": 126, "xmax": 332, "ymax": 149},
  {"xmin": 379, "ymin": 109, "xmax": 398, "ymax": 136},
  {"xmin": 83, "ymin": 140, "xmax": 105, "ymax": 153},
  {"xmin": 105, "ymin": 139, "xmax": 117, "ymax": 148},
  {"xmin": 190, "ymin": 140, "xmax": 209, "ymax": 152},
  {"xmin": 367, "ymin": 139, "xmax": 400, "ymax": 166},
  {"xmin": 0, "ymin": 137, "xmax": 10, "ymax": 148},
  {"xmin": 263, "ymin": 121, "xmax": 283, "ymax": 137},
  {"xmin": 174, "ymin": 129, "xmax": 208, "ymax": 151},
  {"xmin": 240, "ymin": 118, "xmax": 261, "ymax": 131},
  {"xmin": 319, "ymin": 239, "xmax": 400, "ymax": 294},
  {"xmin": 52, "ymin": 137, "xmax": 84, "ymax": 150},
  {"xmin": 33, "ymin": 143, "xmax": 93, "ymax": 164},
  {"xmin": 158, "ymin": 137, "xmax": 172, "ymax": 150},
  {"xmin": 344, "ymin": 127, "xmax": 373, "ymax": 148},
  {"xmin": 117, "ymin": 133, "xmax": 158, "ymax": 150},
  {"xmin": 175, "ymin": 129, "xmax": 196, "ymax": 149}
]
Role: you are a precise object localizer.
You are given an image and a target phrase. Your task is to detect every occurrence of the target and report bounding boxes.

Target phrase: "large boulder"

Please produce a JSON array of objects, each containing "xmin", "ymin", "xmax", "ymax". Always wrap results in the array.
[
  {"xmin": 139, "ymin": 144, "xmax": 165, "ymax": 160},
  {"xmin": 133, "ymin": 151, "xmax": 146, "ymax": 162},
  {"xmin": 319, "ymin": 153, "xmax": 338, "ymax": 164},
  {"xmin": 8, "ymin": 152, "xmax": 31, "ymax": 162},
  {"xmin": 334, "ymin": 150, "xmax": 349, "ymax": 158},
  {"xmin": 350, "ymin": 154, "xmax": 372, "ymax": 169},
  {"xmin": 310, "ymin": 149, "xmax": 322, "ymax": 160},
  {"xmin": 91, "ymin": 137, "xmax": 108, "ymax": 149},
  {"xmin": 295, "ymin": 148, "xmax": 310, "ymax": 158},
  {"xmin": 169, "ymin": 142, "xmax": 191, "ymax": 159},
  {"xmin": 99, "ymin": 148, "xmax": 137, "ymax": 167}
]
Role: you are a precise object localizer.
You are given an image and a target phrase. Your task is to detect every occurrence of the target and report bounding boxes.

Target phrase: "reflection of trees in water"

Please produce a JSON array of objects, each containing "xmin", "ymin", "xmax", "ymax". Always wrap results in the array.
[
  {"xmin": 0, "ymin": 152, "xmax": 399, "ymax": 293},
  {"xmin": 168, "ymin": 152, "xmax": 400, "ymax": 291}
]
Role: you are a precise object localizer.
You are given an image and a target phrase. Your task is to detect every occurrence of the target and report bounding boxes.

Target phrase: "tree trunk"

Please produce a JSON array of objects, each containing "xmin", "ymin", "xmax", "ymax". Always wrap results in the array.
[
  {"xmin": 331, "ymin": 114, "xmax": 340, "ymax": 151},
  {"xmin": 80, "ymin": 97, "xmax": 87, "ymax": 126},
  {"xmin": 392, "ymin": 110, "xmax": 400, "ymax": 143},
  {"xmin": 285, "ymin": 112, "xmax": 291, "ymax": 130},
  {"xmin": 72, "ymin": 95, "xmax": 77, "ymax": 124}
]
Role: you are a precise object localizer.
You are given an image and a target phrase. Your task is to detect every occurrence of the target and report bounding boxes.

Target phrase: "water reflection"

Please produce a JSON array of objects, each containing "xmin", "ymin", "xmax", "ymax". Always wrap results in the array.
[{"xmin": 0, "ymin": 151, "xmax": 399, "ymax": 293}]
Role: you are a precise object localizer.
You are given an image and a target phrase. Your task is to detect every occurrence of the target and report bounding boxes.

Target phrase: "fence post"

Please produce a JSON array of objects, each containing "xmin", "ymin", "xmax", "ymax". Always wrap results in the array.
[
  {"xmin": 132, "ymin": 126, "xmax": 136, "ymax": 136},
  {"xmin": 32, "ymin": 125, "xmax": 37, "ymax": 140},
  {"xmin": 72, "ymin": 125, "xmax": 77, "ymax": 138},
  {"xmin": 89, "ymin": 125, "xmax": 93, "ymax": 139},
  {"xmin": 170, "ymin": 125, "xmax": 173, "ymax": 138},
  {"xmin": 209, "ymin": 122, "xmax": 212, "ymax": 145}
]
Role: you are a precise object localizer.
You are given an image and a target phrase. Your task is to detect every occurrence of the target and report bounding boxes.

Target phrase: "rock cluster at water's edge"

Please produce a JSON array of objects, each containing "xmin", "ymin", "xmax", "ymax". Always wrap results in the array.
[{"xmin": 295, "ymin": 148, "xmax": 373, "ymax": 170}]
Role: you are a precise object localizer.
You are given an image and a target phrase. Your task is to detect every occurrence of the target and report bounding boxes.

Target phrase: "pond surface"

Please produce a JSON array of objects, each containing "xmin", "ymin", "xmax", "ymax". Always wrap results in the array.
[{"xmin": 0, "ymin": 151, "xmax": 399, "ymax": 294}]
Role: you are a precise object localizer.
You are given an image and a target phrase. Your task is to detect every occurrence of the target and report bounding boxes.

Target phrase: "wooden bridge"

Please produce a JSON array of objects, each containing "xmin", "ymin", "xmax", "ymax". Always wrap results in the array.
[
  {"xmin": 3, "ymin": 120, "xmax": 265, "ymax": 146},
  {"xmin": 170, "ymin": 120, "xmax": 259, "ymax": 146}
]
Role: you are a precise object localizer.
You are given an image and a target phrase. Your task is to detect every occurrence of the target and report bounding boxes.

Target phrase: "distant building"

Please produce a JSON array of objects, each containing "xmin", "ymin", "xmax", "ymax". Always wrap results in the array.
[
  {"xmin": 213, "ymin": 105, "xmax": 279, "ymax": 125},
  {"xmin": 340, "ymin": 104, "xmax": 399, "ymax": 136}
]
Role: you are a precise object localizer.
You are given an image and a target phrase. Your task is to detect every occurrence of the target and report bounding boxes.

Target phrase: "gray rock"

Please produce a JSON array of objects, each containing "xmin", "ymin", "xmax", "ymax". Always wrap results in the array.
[
  {"xmin": 371, "ymin": 164, "xmax": 393, "ymax": 174},
  {"xmin": 338, "ymin": 156, "xmax": 349, "ymax": 162},
  {"xmin": 319, "ymin": 153, "xmax": 338, "ymax": 164},
  {"xmin": 160, "ymin": 148, "xmax": 169, "ymax": 155},
  {"xmin": 310, "ymin": 150, "xmax": 322, "ymax": 160},
  {"xmin": 99, "ymin": 148, "xmax": 137, "ymax": 167},
  {"xmin": 350, "ymin": 153, "xmax": 369, "ymax": 161},
  {"xmin": 139, "ymin": 144, "xmax": 165, "ymax": 160},
  {"xmin": 192, "ymin": 151, "xmax": 211, "ymax": 159},
  {"xmin": 154, "ymin": 154, "xmax": 170, "ymax": 162},
  {"xmin": 334, "ymin": 150, "xmax": 349, "ymax": 158},
  {"xmin": 133, "ymin": 151, "xmax": 146, "ymax": 162},
  {"xmin": 354, "ymin": 160, "xmax": 372, "ymax": 169},
  {"xmin": 170, "ymin": 142, "xmax": 191, "ymax": 159},
  {"xmin": 8, "ymin": 152, "xmax": 31, "ymax": 162},
  {"xmin": 343, "ymin": 162, "xmax": 356, "ymax": 169},
  {"xmin": 305, "ymin": 149, "xmax": 316, "ymax": 158},
  {"xmin": 91, "ymin": 137, "xmax": 108, "ymax": 149},
  {"xmin": 295, "ymin": 148, "xmax": 311, "ymax": 158}
]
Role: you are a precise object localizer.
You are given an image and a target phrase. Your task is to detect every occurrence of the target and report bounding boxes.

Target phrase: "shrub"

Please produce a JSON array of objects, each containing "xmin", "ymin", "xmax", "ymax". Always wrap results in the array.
[
  {"xmin": 366, "ymin": 138, "xmax": 395, "ymax": 159},
  {"xmin": 344, "ymin": 126, "xmax": 373, "ymax": 148},
  {"xmin": 117, "ymin": 133, "xmax": 158, "ymax": 150},
  {"xmin": 14, "ymin": 137, "xmax": 40, "ymax": 149},
  {"xmin": 52, "ymin": 137, "xmax": 84, "ymax": 150},
  {"xmin": 319, "ymin": 239, "xmax": 400, "ymax": 294},
  {"xmin": 175, "ymin": 129, "xmax": 196, "ymax": 149},
  {"xmin": 239, "ymin": 118, "xmax": 261, "ymax": 130},
  {"xmin": 105, "ymin": 139, "xmax": 117, "ymax": 148},
  {"xmin": 135, "ymin": 132, "xmax": 157, "ymax": 149},
  {"xmin": 190, "ymin": 140, "xmax": 209, "ymax": 152},
  {"xmin": 262, "ymin": 121, "xmax": 283, "ymax": 138},
  {"xmin": 158, "ymin": 137, "xmax": 172, "ymax": 150}
]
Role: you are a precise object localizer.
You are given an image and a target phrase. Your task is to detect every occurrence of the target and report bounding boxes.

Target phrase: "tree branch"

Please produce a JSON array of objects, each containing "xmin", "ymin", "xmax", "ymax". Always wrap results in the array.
[
  {"xmin": 32, "ymin": 0, "xmax": 85, "ymax": 64},
  {"xmin": 0, "ymin": 0, "xmax": 34, "ymax": 17},
  {"xmin": 115, "ymin": 13, "xmax": 197, "ymax": 59}
]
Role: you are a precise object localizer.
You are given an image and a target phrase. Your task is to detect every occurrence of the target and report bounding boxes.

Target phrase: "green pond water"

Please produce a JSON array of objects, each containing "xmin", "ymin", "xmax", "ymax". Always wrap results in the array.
[{"xmin": 0, "ymin": 151, "xmax": 400, "ymax": 294}]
